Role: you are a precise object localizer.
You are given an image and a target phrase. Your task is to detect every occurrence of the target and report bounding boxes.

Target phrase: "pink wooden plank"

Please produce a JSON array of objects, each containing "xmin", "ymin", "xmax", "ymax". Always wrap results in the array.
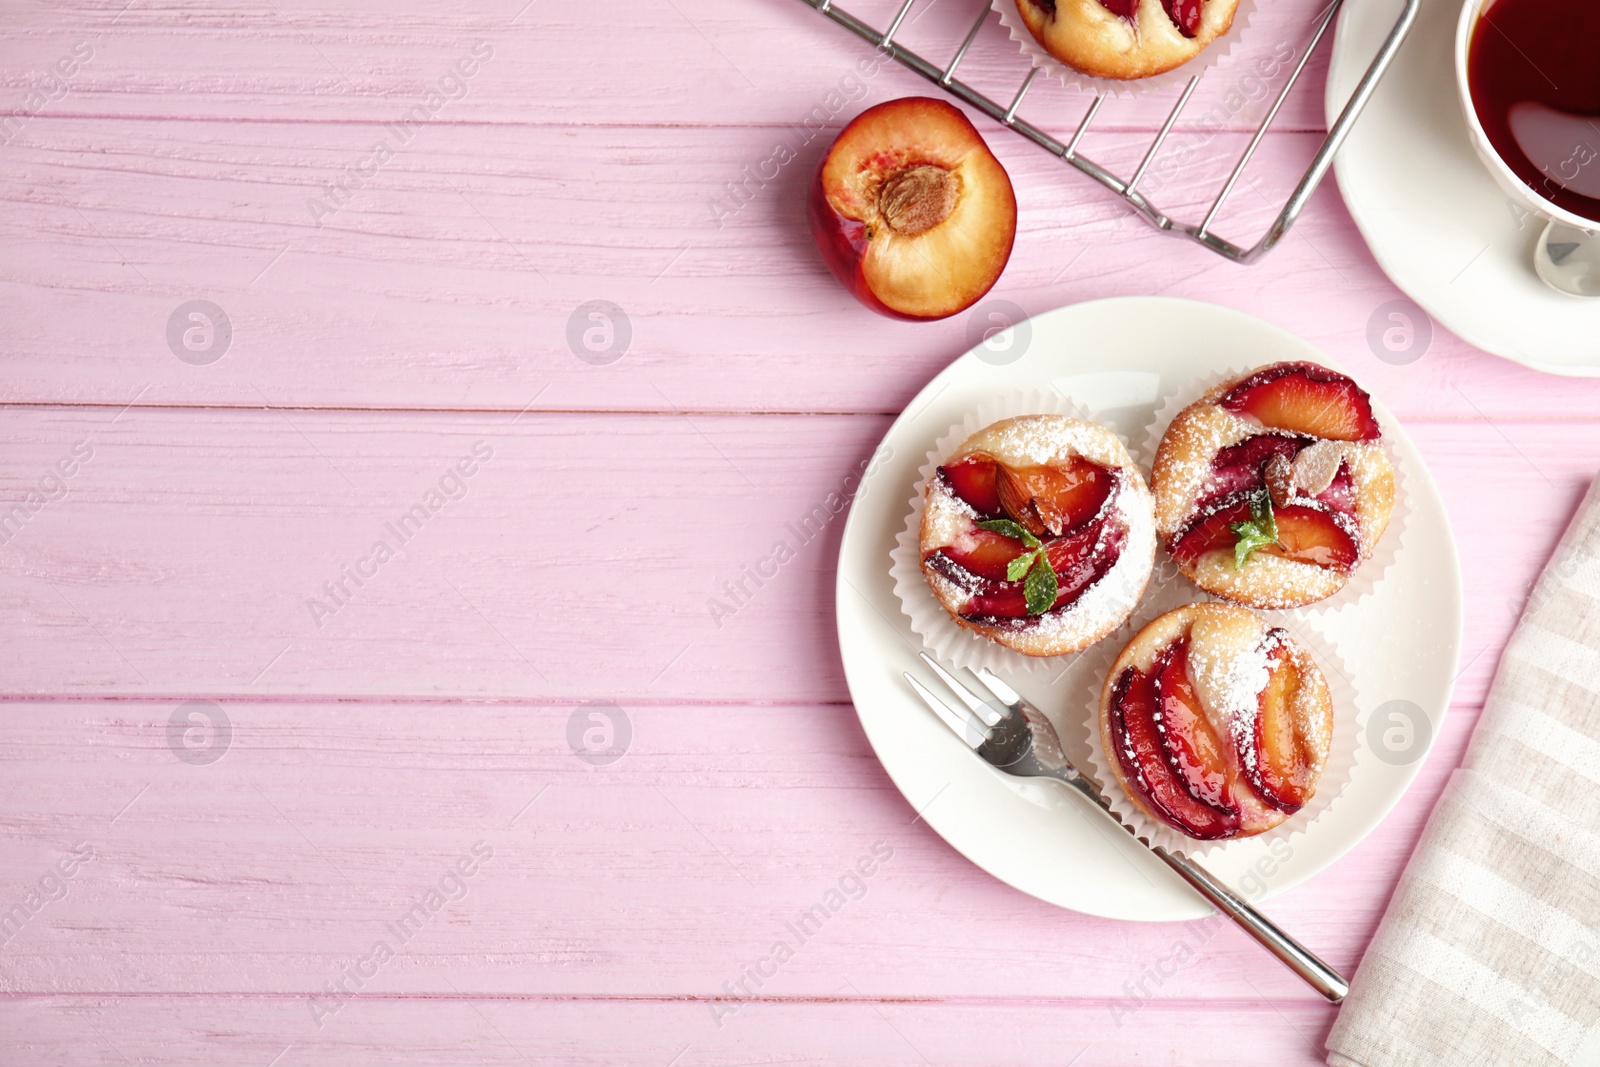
[
  {"xmin": 0, "ymin": 0, "xmax": 1582, "ymax": 1059},
  {"xmin": 0, "ymin": 408, "xmax": 880, "ymax": 701},
  {"xmin": 0, "ymin": 406, "xmax": 1580, "ymax": 704},
  {"xmin": 0, "ymin": 0, "xmax": 1336, "ymax": 131},
  {"xmin": 0, "ymin": 697, "xmax": 1472, "ymax": 999},
  {"xmin": 0, "ymin": 994, "xmax": 1338, "ymax": 1065},
  {"xmin": 1, "ymin": 116, "xmax": 1593, "ymax": 417}
]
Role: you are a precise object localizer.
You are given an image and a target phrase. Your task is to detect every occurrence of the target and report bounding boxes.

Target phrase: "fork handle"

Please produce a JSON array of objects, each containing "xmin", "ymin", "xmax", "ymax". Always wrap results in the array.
[
  {"xmin": 1151, "ymin": 845, "xmax": 1349, "ymax": 1002},
  {"xmin": 1046, "ymin": 770, "xmax": 1348, "ymax": 999}
]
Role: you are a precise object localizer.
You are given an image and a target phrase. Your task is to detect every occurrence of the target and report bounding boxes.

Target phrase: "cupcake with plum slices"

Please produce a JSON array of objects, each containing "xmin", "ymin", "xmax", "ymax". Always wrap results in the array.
[
  {"xmin": 1013, "ymin": 0, "xmax": 1241, "ymax": 81},
  {"xmin": 1099, "ymin": 604, "xmax": 1332, "ymax": 841},
  {"xmin": 920, "ymin": 415, "xmax": 1156, "ymax": 657},
  {"xmin": 1152, "ymin": 362, "xmax": 1396, "ymax": 610}
]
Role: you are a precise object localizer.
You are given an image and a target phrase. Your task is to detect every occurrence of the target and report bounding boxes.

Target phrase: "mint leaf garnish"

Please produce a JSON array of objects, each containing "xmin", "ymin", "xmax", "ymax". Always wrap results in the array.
[
  {"xmin": 1023, "ymin": 552, "xmax": 1058, "ymax": 615},
  {"xmin": 1006, "ymin": 551, "xmax": 1037, "ymax": 583},
  {"xmin": 1229, "ymin": 489, "xmax": 1280, "ymax": 570},
  {"xmin": 975, "ymin": 518, "xmax": 1055, "ymax": 613},
  {"xmin": 976, "ymin": 518, "xmax": 1040, "ymax": 550}
]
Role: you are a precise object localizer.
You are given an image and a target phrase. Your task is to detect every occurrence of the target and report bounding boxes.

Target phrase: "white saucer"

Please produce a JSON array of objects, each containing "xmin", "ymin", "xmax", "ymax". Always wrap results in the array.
[
  {"xmin": 1327, "ymin": 0, "xmax": 1600, "ymax": 374},
  {"xmin": 835, "ymin": 297, "xmax": 1463, "ymax": 921}
]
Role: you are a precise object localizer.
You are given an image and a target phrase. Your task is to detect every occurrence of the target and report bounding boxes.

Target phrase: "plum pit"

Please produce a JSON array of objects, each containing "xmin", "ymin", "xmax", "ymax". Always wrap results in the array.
[{"xmin": 878, "ymin": 164, "xmax": 958, "ymax": 238}]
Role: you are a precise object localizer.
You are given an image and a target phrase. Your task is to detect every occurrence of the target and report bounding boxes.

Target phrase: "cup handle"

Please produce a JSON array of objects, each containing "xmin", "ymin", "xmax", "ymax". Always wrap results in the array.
[{"xmin": 1534, "ymin": 220, "xmax": 1600, "ymax": 297}]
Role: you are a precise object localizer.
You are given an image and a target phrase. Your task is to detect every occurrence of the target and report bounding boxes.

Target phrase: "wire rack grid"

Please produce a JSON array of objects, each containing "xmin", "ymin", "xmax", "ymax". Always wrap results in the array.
[{"xmin": 794, "ymin": 0, "xmax": 1420, "ymax": 263}]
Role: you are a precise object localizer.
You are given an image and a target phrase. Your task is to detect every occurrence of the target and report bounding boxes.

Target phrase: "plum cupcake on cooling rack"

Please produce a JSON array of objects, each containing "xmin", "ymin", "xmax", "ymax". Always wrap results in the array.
[
  {"xmin": 1151, "ymin": 361, "xmax": 1396, "ymax": 610},
  {"xmin": 1012, "ymin": 0, "xmax": 1243, "ymax": 81},
  {"xmin": 919, "ymin": 415, "xmax": 1156, "ymax": 657}
]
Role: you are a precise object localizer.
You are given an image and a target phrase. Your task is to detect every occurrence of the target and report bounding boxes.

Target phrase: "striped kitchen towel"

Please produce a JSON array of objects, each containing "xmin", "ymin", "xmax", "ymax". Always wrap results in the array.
[{"xmin": 1327, "ymin": 477, "xmax": 1600, "ymax": 1067}]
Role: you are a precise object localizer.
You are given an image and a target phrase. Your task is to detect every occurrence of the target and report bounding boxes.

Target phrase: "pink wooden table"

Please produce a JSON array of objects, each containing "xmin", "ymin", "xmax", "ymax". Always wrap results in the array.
[{"xmin": 2, "ymin": 0, "xmax": 1596, "ymax": 1062}]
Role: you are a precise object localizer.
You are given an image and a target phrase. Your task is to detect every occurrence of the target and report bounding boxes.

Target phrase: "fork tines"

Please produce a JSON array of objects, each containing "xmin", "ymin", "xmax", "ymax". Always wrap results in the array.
[{"xmin": 904, "ymin": 651, "xmax": 1010, "ymax": 748}]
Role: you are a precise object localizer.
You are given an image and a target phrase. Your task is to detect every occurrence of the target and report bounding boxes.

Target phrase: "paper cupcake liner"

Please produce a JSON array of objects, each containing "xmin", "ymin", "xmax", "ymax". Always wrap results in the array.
[
  {"xmin": 992, "ymin": 0, "xmax": 1259, "ymax": 100},
  {"xmin": 1138, "ymin": 364, "xmax": 1411, "ymax": 618},
  {"xmin": 890, "ymin": 386, "xmax": 1144, "ymax": 679},
  {"xmin": 1077, "ymin": 605, "xmax": 1360, "ymax": 863}
]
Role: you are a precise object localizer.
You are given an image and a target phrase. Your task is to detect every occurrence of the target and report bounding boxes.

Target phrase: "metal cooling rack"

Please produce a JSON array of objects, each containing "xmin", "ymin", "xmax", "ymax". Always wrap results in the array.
[{"xmin": 795, "ymin": 0, "xmax": 1419, "ymax": 263}]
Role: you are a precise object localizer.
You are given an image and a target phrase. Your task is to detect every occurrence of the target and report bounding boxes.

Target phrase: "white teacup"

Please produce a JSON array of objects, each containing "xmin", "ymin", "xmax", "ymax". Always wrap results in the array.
[{"xmin": 1454, "ymin": 0, "xmax": 1600, "ymax": 295}]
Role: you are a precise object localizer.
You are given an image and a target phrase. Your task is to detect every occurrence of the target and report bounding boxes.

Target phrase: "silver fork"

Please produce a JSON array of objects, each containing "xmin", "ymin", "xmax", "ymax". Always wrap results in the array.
[{"xmin": 905, "ymin": 651, "xmax": 1349, "ymax": 1002}]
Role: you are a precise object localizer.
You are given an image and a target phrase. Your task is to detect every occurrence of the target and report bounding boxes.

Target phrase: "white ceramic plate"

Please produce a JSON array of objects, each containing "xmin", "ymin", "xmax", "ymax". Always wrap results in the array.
[
  {"xmin": 835, "ymin": 297, "xmax": 1463, "ymax": 921},
  {"xmin": 1327, "ymin": 0, "xmax": 1600, "ymax": 374}
]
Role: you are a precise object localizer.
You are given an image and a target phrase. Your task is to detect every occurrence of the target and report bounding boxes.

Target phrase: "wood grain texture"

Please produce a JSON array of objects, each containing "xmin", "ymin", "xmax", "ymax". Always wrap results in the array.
[
  {"xmin": 5, "ymin": 115, "xmax": 1599, "ymax": 417},
  {"xmin": 0, "ymin": 0, "xmax": 1337, "ymax": 130},
  {"xmin": 0, "ymin": 0, "xmax": 1587, "ymax": 1062},
  {"xmin": 0, "ymin": 699, "xmax": 1474, "ymax": 997},
  {"xmin": 0, "ymin": 995, "xmax": 1340, "ymax": 1066},
  {"xmin": 0, "ymin": 409, "xmax": 1581, "ymax": 704}
]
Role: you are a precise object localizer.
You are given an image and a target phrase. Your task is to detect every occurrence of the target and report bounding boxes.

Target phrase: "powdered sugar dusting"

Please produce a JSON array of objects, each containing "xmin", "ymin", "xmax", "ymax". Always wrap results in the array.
[
  {"xmin": 1219, "ymin": 632, "xmax": 1275, "ymax": 778},
  {"xmin": 1184, "ymin": 611, "xmax": 1273, "ymax": 774},
  {"xmin": 918, "ymin": 415, "xmax": 1158, "ymax": 657},
  {"xmin": 952, "ymin": 414, "xmax": 1132, "ymax": 472},
  {"xmin": 1049, "ymin": 476, "xmax": 1153, "ymax": 635},
  {"xmin": 1151, "ymin": 402, "xmax": 1250, "ymax": 533},
  {"xmin": 890, "ymin": 388, "xmax": 1102, "ymax": 676},
  {"xmin": 921, "ymin": 472, "xmax": 979, "ymax": 548},
  {"xmin": 1148, "ymin": 366, "xmax": 1399, "ymax": 610},
  {"xmin": 1095, "ymin": 605, "xmax": 1341, "ymax": 843},
  {"xmin": 996, "ymin": 472, "xmax": 1157, "ymax": 652},
  {"xmin": 1187, "ymin": 550, "xmax": 1343, "ymax": 610}
]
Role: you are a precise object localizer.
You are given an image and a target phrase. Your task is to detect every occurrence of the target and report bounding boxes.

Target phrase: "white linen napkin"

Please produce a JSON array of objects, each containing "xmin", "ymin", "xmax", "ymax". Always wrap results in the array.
[{"xmin": 1326, "ymin": 477, "xmax": 1600, "ymax": 1067}]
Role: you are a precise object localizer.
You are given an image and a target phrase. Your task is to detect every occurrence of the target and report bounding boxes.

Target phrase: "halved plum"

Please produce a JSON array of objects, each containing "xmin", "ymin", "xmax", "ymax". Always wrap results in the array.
[
  {"xmin": 939, "ymin": 455, "xmax": 1004, "ymax": 517},
  {"xmin": 1093, "ymin": 0, "xmax": 1139, "ymax": 18},
  {"xmin": 1170, "ymin": 497, "xmax": 1359, "ymax": 571},
  {"xmin": 1244, "ymin": 638, "xmax": 1320, "ymax": 813},
  {"xmin": 1195, "ymin": 434, "xmax": 1305, "ymax": 516},
  {"xmin": 1081, "ymin": 0, "xmax": 1198, "ymax": 35},
  {"xmin": 1218, "ymin": 362, "xmax": 1380, "ymax": 443},
  {"xmin": 809, "ymin": 97, "xmax": 1016, "ymax": 321},
  {"xmin": 1275, "ymin": 506, "xmax": 1359, "ymax": 569},
  {"xmin": 940, "ymin": 453, "xmax": 1114, "ymax": 532},
  {"xmin": 1153, "ymin": 641, "xmax": 1238, "ymax": 816},
  {"xmin": 1160, "ymin": 0, "xmax": 1203, "ymax": 36},
  {"xmin": 1109, "ymin": 665, "xmax": 1240, "ymax": 840},
  {"xmin": 961, "ymin": 513, "xmax": 1125, "ymax": 620},
  {"xmin": 933, "ymin": 525, "xmax": 1030, "ymax": 582},
  {"xmin": 1314, "ymin": 463, "xmax": 1355, "ymax": 516},
  {"xmin": 1169, "ymin": 500, "xmax": 1246, "ymax": 564}
]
